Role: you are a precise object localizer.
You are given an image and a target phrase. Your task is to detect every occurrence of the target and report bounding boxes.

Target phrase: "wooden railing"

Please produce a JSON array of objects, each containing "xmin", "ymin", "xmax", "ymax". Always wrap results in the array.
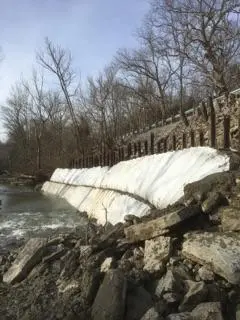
[{"xmin": 70, "ymin": 92, "xmax": 240, "ymax": 169}]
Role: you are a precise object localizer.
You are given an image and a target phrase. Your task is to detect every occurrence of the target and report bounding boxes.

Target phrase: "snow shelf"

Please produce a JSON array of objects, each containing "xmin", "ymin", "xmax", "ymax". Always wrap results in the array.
[
  {"xmin": 42, "ymin": 182, "xmax": 151, "ymax": 225},
  {"xmin": 47, "ymin": 147, "xmax": 229, "ymax": 209}
]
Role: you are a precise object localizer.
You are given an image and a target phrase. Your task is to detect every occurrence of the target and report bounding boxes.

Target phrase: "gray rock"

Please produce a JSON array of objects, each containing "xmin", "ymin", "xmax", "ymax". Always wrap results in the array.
[
  {"xmin": 191, "ymin": 302, "xmax": 223, "ymax": 320},
  {"xmin": 91, "ymin": 269, "xmax": 127, "ymax": 320},
  {"xmin": 163, "ymin": 292, "xmax": 181, "ymax": 304},
  {"xmin": 144, "ymin": 236, "xmax": 172, "ymax": 273},
  {"xmin": 206, "ymin": 284, "xmax": 227, "ymax": 304},
  {"xmin": 221, "ymin": 206, "xmax": 240, "ymax": 231},
  {"xmin": 124, "ymin": 206, "xmax": 202, "ymax": 242},
  {"xmin": 179, "ymin": 280, "xmax": 208, "ymax": 312},
  {"xmin": 198, "ymin": 266, "xmax": 214, "ymax": 281},
  {"xmin": 140, "ymin": 307, "xmax": 161, "ymax": 320},
  {"xmin": 80, "ymin": 269, "xmax": 101, "ymax": 307},
  {"xmin": 173, "ymin": 265, "xmax": 193, "ymax": 281},
  {"xmin": 125, "ymin": 285, "xmax": 153, "ymax": 320},
  {"xmin": 59, "ymin": 249, "xmax": 80, "ymax": 279},
  {"xmin": 42, "ymin": 248, "xmax": 66, "ymax": 263},
  {"xmin": 100, "ymin": 257, "xmax": 114, "ymax": 273},
  {"xmin": 182, "ymin": 232, "xmax": 240, "ymax": 284},
  {"xmin": 124, "ymin": 214, "xmax": 140, "ymax": 224},
  {"xmin": 236, "ymin": 304, "xmax": 240, "ymax": 320},
  {"xmin": 3, "ymin": 238, "xmax": 48, "ymax": 284},
  {"xmin": 79, "ymin": 245, "xmax": 92, "ymax": 258},
  {"xmin": 166, "ymin": 313, "xmax": 192, "ymax": 320},
  {"xmin": 201, "ymin": 192, "xmax": 227, "ymax": 214},
  {"xmin": 184, "ymin": 172, "xmax": 235, "ymax": 204},
  {"xmin": 155, "ymin": 270, "xmax": 183, "ymax": 298},
  {"xmin": 170, "ymin": 257, "xmax": 181, "ymax": 266}
]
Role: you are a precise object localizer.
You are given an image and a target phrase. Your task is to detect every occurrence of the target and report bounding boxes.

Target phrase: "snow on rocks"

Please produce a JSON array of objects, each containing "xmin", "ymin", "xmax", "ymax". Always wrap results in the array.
[{"xmin": 182, "ymin": 232, "xmax": 240, "ymax": 284}]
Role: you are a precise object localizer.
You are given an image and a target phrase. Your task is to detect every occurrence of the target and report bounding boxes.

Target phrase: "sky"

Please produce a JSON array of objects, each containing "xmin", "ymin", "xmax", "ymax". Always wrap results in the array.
[{"xmin": 0, "ymin": 0, "xmax": 150, "ymax": 140}]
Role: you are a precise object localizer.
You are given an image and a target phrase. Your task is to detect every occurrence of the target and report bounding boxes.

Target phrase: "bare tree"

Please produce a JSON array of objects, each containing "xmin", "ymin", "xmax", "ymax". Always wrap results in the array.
[
  {"xmin": 36, "ymin": 38, "xmax": 82, "ymax": 154},
  {"xmin": 116, "ymin": 28, "xmax": 175, "ymax": 121},
  {"xmin": 150, "ymin": 0, "xmax": 240, "ymax": 95}
]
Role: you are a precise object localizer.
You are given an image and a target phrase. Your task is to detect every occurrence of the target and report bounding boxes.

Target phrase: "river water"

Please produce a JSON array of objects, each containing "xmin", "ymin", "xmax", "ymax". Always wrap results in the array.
[{"xmin": 0, "ymin": 184, "xmax": 87, "ymax": 253}]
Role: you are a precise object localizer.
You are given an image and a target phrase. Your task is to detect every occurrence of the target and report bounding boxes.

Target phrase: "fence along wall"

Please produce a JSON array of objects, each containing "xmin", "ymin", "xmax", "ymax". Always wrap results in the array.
[{"xmin": 71, "ymin": 89, "xmax": 240, "ymax": 169}]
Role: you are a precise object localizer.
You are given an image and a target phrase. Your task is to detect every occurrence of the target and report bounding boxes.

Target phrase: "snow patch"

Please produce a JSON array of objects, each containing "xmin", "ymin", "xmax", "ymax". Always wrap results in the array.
[{"xmin": 43, "ymin": 147, "xmax": 229, "ymax": 224}]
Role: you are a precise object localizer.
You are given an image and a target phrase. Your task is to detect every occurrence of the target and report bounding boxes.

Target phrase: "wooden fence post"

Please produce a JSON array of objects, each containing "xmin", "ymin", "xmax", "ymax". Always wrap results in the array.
[
  {"xmin": 150, "ymin": 132, "xmax": 155, "ymax": 154},
  {"xmin": 100, "ymin": 153, "xmax": 103, "ymax": 167},
  {"xmin": 94, "ymin": 155, "xmax": 99, "ymax": 167},
  {"xmin": 200, "ymin": 101, "xmax": 208, "ymax": 121},
  {"xmin": 134, "ymin": 142, "xmax": 137, "ymax": 156},
  {"xmin": 144, "ymin": 140, "xmax": 148, "ymax": 155},
  {"xmin": 182, "ymin": 132, "xmax": 187, "ymax": 149},
  {"xmin": 223, "ymin": 116, "xmax": 230, "ymax": 149},
  {"xmin": 118, "ymin": 148, "xmax": 121, "ymax": 162},
  {"xmin": 87, "ymin": 156, "xmax": 90, "ymax": 168},
  {"xmin": 127, "ymin": 143, "xmax": 132, "ymax": 159},
  {"xmin": 208, "ymin": 96, "xmax": 216, "ymax": 148},
  {"xmin": 172, "ymin": 135, "xmax": 176, "ymax": 150},
  {"xmin": 137, "ymin": 141, "xmax": 142, "ymax": 157},
  {"xmin": 163, "ymin": 138, "xmax": 167, "ymax": 152},
  {"xmin": 190, "ymin": 130, "xmax": 195, "ymax": 147},
  {"xmin": 88, "ymin": 156, "xmax": 91, "ymax": 168},
  {"xmin": 157, "ymin": 140, "xmax": 161, "ymax": 153},
  {"xmin": 121, "ymin": 147, "xmax": 124, "ymax": 161},
  {"xmin": 199, "ymin": 130, "xmax": 204, "ymax": 146},
  {"xmin": 104, "ymin": 151, "xmax": 107, "ymax": 166},
  {"xmin": 86, "ymin": 156, "xmax": 89, "ymax": 168},
  {"xmin": 112, "ymin": 151, "xmax": 116, "ymax": 165}
]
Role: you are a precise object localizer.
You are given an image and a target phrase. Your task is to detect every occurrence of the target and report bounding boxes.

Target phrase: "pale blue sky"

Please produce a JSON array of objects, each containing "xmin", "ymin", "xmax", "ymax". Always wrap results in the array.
[{"xmin": 0, "ymin": 0, "xmax": 150, "ymax": 139}]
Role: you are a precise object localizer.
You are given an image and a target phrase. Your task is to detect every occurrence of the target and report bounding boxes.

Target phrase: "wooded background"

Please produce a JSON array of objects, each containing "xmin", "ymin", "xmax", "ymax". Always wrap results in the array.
[{"xmin": 1, "ymin": 0, "xmax": 239, "ymax": 174}]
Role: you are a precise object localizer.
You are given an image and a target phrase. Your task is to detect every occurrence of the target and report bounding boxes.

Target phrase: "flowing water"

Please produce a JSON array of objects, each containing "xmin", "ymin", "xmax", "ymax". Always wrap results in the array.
[{"xmin": 0, "ymin": 184, "xmax": 87, "ymax": 253}]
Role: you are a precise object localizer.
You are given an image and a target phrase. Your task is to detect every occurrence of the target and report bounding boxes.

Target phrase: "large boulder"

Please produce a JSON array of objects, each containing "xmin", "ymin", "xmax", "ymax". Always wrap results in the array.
[
  {"xmin": 91, "ymin": 269, "xmax": 127, "ymax": 320},
  {"xmin": 3, "ymin": 238, "xmax": 48, "ymax": 284},
  {"xmin": 184, "ymin": 172, "xmax": 235, "ymax": 204},
  {"xmin": 124, "ymin": 206, "xmax": 202, "ymax": 242},
  {"xmin": 125, "ymin": 284, "xmax": 153, "ymax": 320},
  {"xmin": 144, "ymin": 236, "xmax": 172, "ymax": 273},
  {"xmin": 182, "ymin": 232, "xmax": 240, "ymax": 284}
]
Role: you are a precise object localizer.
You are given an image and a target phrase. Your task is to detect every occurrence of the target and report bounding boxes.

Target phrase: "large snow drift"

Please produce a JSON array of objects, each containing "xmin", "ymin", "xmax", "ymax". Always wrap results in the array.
[
  {"xmin": 48, "ymin": 147, "xmax": 229, "ymax": 208},
  {"xmin": 42, "ymin": 183, "xmax": 151, "ymax": 225}
]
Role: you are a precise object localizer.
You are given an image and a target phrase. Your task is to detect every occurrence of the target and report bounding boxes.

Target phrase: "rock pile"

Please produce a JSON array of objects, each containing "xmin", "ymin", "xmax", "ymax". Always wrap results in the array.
[{"xmin": 1, "ymin": 170, "xmax": 240, "ymax": 319}]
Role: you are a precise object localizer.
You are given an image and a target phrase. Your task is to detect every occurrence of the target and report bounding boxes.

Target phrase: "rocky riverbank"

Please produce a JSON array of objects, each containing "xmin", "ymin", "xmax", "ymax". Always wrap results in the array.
[{"xmin": 1, "ymin": 170, "xmax": 240, "ymax": 319}]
